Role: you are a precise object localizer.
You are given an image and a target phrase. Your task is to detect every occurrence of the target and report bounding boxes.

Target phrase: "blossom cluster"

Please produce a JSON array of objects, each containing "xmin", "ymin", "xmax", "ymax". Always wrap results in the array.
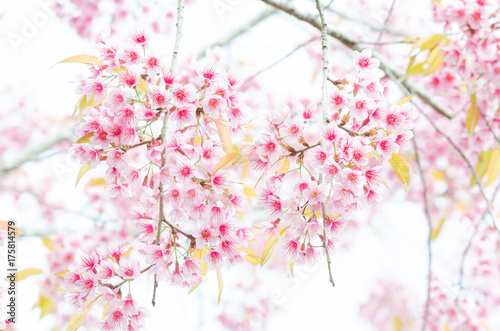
[
  {"xmin": 431, "ymin": 0, "xmax": 500, "ymax": 149},
  {"xmin": 245, "ymin": 49, "xmax": 417, "ymax": 265},
  {"xmin": 64, "ymin": 245, "xmax": 149, "ymax": 330},
  {"xmin": 67, "ymin": 30, "xmax": 255, "ymax": 325}
]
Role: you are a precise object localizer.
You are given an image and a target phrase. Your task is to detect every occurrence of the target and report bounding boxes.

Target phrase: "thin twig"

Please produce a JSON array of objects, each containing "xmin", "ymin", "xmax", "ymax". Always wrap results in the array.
[
  {"xmin": 244, "ymin": 37, "xmax": 318, "ymax": 84},
  {"xmin": 169, "ymin": 0, "xmax": 185, "ymax": 72},
  {"xmin": 197, "ymin": 9, "xmax": 276, "ymax": 59},
  {"xmin": 477, "ymin": 104, "xmax": 500, "ymax": 145},
  {"xmin": 0, "ymin": 124, "xmax": 75, "ymax": 177},
  {"xmin": 378, "ymin": 58, "xmax": 499, "ymax": 234},
  {"xmin": 412, "ymin": 134, "xmax": 433, "ymax": 331},
  {"xmin": 458, "ymin": 181, "xmax": 500, "ymax": 290},
  {"xmin": 374, "ymin": 0, "xmax": 397, "ymax": 48},
  {"xmin": 258, "ymin": 0, "xmax": 455, "ymax": 119},
  {"xmin": 111, "ymin": 265, "xmax": 154, "ymax": 290},
  {"xmin": 153, "ymin": 0, "xmax": 185, "ymax": 307},
  {"xmin": 315, "ymin": 0, "xmax": 335, "ymax": 288}
]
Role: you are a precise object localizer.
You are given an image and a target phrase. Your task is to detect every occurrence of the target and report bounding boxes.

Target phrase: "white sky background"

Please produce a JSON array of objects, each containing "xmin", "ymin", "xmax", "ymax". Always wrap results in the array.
[{"xmin": 0, "ymin": 0, "xmax": 438, "ymax": 330}]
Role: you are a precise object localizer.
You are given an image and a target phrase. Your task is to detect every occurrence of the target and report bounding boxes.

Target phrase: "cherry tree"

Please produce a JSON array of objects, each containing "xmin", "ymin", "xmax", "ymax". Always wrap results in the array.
[{"xmin": 0, "ymin": 0, "xmax": 499, "ymax": 330}]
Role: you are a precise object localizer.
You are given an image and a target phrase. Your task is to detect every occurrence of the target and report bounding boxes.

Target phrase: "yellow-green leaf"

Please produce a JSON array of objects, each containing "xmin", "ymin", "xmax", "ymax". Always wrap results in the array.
[
  {"xmin": 136, "ymin": 78, "xmax": 149, "ymax": 94},
  {"xmin": 465, "ymin": 103, "xmax": 480, "ymax": 135},
  {"xmin": 42, "ymin": 238, "xmax": 53, "ymax": 251},
  {"xmin": 260, "ymin": 227, "xmax": 287, "ymax": 267},
  {"xmin": 239, "ymin": 247, "xmax": 261, "ymax": 265},
  {"xmin": 75, "ymin": 133, "xmax": 93, "ymax": 144},
  {"xmin": 58, "ymin": 55, "xmax": 99, "ymax": 65},
  {"xmin": 215, "ymin": 267, "xmax": 224, "ymax": 304},
  {"xmin": 87, "ymin": 177, "xmax": 106, "ymax": 187},
  {"xmin": 244, "ymin": 186, "xmax": 257, "ymax": 199},
  {"xmin": 424, "ymin": 47, "xmax": 445, "ymax": 76},
  {"xmin": 394, "ymin": 316, "xmax": 403, "ymax": 331},
  {"xmin": 388, "ymin": 153, "xmax": 411, "ymax": 194},
  {"xmin": 277, "ymin": 159, "xmax": 290, "ymax": 174},
  {"xmin": 14, "ymin": 268, "xmax": 43, "ymax": 281},
  {"xmin": 66, "ymin": 295, "xmax": 100, "ymax": 331},
  {"xmin": 215, "ymin": 120, "xmax": 234, "ymax": 154},
  {"xmin": 289, "ymin": 260, "xmax": 294, "ymax": 277},
  {"xmin": 33, "ymin": 292, "xmax": 56, "ymax": 318},
  {"xmin": 55, "ymin": 270, "xmax": 69, "ymax": 278},
  {"xmin": 215, "ymin": 152, "xmax": 240, "ymax": 172},
  {"xmin": 0, "ymin": 221, "xmax": 22, "ymax": 236},
  {"xmin": 397, "ymin": 95, "xmax": 414, "ymax": 106},
  {"xmin": 75, "ymin": 163, "xmax": 91, "ymax": 188},
  {"xmin": 484, "ymin": 148, "xmax": 500, "ymax": 187},
  {"xmin": 471, "ymin": 149, "xmax": 491, "ymax": 186},
  {"xmin": 430, "ymin": 217, "xmax": 446, "ymax": 240}
]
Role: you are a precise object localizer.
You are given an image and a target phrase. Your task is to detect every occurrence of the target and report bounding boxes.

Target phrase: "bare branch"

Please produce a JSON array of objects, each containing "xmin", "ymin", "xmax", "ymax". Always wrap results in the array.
[
  {"xmin": 197, "ymin": 8, "xmax": 276, "ymax": 59},
  {"xmin": 412, "ymin": 134, "xmax": 433, "ymax": 331},
  {"xmin": 258, "ymin": 0, "xmax": 455, "ymax": 119},
  {"xmin": 244, "ymin": 37, "xmax": 318, "ymax": 84},
  {"xmin": 154, "ymin": 0, "xmax": 185, "ymax": 307},
  {"xmin": 374, "ymin": 0, "xmax": 397, "ymax": 48},
  {"xmin": 0, "ymin": 124, "xmax": 75, "ymax": 177}
]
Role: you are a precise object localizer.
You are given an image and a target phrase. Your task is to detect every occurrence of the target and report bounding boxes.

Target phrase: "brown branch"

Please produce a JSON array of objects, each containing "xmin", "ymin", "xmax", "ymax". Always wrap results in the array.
[
  {"xmin": 412, "ymin": 134, "xmax": 433, "ymax": 331},
  {"xmin": 197, "ymin": 8, "xmax": 276, "ymax": 59},
  {"xmin": 258, "ymin": 0, "xmax": 455, "ymax": 119},
  {"xmin": 110, "ymin": 264, "xmax": 154, "ymax": 290},
  {"xmin": 162, "ymin": 219, "xmax": 195, "ymax": 241},
  {"xmin": 153, "ymin": 0, "xmax": 185, "ymax": 307}
]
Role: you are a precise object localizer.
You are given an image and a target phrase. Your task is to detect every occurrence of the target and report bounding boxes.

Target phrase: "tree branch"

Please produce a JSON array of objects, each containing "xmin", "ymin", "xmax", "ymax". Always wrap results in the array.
[
  {"xmin": 258, "ymin": 0, "xmax": 455, "ymax": 119},
  {"xmin": 412, "ymin": 134, "xmax": 433, "ymax": 331},
  {"xmin": 153, "ymin": 0, "xmax": 185, "ymax": 307},
  {"xmin": 0, "ymin": 124, "xmax": 75, "ymax": 177},
  {"xmin": 197, "ymin": 8, "xmax": 276, "ymax": 59}
]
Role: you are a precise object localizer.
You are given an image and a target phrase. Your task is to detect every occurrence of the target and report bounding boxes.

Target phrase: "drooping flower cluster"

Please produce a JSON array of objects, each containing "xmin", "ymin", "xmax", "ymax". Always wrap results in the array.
[
  {"xmin": 67, "ymin": 30, "xmax": 255, "ymax": 324},
  {"xmin": 431, "ymin": 0, "xmax": 500, "ymax": 149},
  {"xmin": 245, "ymin": 49, "xmax": 417, "ymax": 265},
  {"xmin": 64, "ymin": 245, "xmax": 149, "ymax": 330}
]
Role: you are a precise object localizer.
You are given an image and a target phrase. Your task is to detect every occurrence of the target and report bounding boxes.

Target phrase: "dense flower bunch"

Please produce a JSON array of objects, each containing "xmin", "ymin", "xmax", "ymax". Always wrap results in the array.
[
  {"xmin": 431, "ymin": 0, "xmax": 500, "ymax": 148},
  {"xmin": 64, "ymin": 244, "xmax": 149, "ymax": 330},
  {"xmin": 245, "ymin": 49, "xmax": 417, "ymax": 265},
  {"xmin": 67, "ymin": 31, "xmax": 254, "ymax": 328}
]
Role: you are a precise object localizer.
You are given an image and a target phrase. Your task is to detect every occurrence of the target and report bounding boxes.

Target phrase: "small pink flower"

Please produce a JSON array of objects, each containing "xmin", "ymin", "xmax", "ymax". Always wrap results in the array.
[
  {"xmin": 197, "ymin": 62, "xmax": 219, "ymax": 81},
  {"xmin": 377, "ymin": 135, "xmax": 399, "ymax": 159},
  {"xmin": 119, "ymin": 70, "xmax": 139, "ymax": 88},
  {"xmin": 116, "ymin": 260, "xmax": 140, "ymax": 280},
  {"xmin": 194, "ymin": 224, "xmax": 218, "ymax": 248},
  {"xmin": 353, "ymin": 49, "xmax": 380, "ymax": 71},
  {"xmin": 172, "ymin": 83, "xmax": 196, "ymax": 106},
  {"xmin": 148, "ymin": 86, "xmax": 169, "ymax": 109},
  {"xmin": 304, "ymin": 182, "xmax": 327, "ymax": 205},
  {"xmin": 130, "ymin": 29, "xmax": 149, "ymax": 46},
  {"xmin": 329, "ymin": 87, "xmax": 349, "ymax": 111}
]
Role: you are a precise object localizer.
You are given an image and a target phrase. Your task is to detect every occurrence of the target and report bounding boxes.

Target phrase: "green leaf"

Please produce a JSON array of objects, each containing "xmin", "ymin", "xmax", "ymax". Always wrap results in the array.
[
  {"xmin": 215, "ymin": 152, "xmax": 240, "ymax": 172},
  {"xmin": 12, "ymin": 268, "xmax": 43, "ymax": 281},
  {"xmin": 484, "ymin": 148, "xmax": 500, "ymax": 187},
  {"xmin": 58, "ymin": 55, "xmax": 99, "ymax": 65},
  {"xmin": 75, "ymin": 133, "xmax": 93, "ymax": 144},
  {"xmin": 75, "ymin": 163, "xmax": 91, "ymax": 188},
  {"xmin": 471, "ymin": 149, "xmax": 490, "ymax": 187},
  {"xmin": 136, "ymin": 78, "xmax": 149, "ymax": 94},
  {"xmin": 388, "ymin": 153, "xmax": 411, "ymax": 194},
  {"xmin": 397, "ymin": 95, "xmax": 414, "ymax": 106},
  {"xmin": 66, "ymin": 295, "xmax": 100, "ymax": 331},
  {"xmin": 215, "ymin": 267, "xmax": 224, "ymax": 304},
  {"xmin": 430, "ymin": 217, "xmax": 446, "ymax": 240},
  {"xmin": 33, "ymin": 292, "xmax": 56, "ymax": 318},
  {"xmin": 465, "ymin": 101, "xmax": 480, "ymax": 135},
  {"xmin": 260, "ymin": 227, "xmax": 287, "ymax": 267}
]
